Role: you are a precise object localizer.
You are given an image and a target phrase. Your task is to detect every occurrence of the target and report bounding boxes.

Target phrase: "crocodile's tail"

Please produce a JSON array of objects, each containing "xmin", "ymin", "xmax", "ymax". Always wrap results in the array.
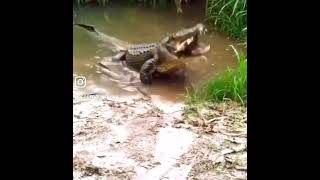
[
  {"xmin": 74, "ymin": 23, "xmax": 97, "ymax": 33},
  {"xmin": 73, "ymin": 23, "xmax": 130, "ymax": 52}
]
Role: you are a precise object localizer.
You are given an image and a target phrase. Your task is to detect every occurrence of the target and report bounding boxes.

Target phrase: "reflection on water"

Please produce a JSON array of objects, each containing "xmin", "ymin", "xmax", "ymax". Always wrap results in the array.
[{"xmin": 73, "ymin": 4, "xmax": 239, "ymax": 102}]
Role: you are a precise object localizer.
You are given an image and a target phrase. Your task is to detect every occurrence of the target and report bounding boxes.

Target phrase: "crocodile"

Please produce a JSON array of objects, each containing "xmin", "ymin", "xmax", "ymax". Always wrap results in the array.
[{"xmin": 74, "ymin": 23, "xmax": 210, "ymax": 84}]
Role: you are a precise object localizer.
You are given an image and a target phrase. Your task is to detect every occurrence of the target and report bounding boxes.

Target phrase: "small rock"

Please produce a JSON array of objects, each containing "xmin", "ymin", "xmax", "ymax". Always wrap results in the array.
[
  {"xmin": 108, "ymin": 102, "xmax": 115, "ymax": 107},
  {"xmin": 153, "ymin": 162, "xmax": 161, "ymax": 166},
  {"xmin": 174, "ymin": 119, "xmax": 184, "ymax": 124},
  {"xmin": 183, "ymin": 125, "xmax": 191, "ymax": 129},
  {"xmin": 197, "ymin": 118, "xmax": 205, "ymax": 127},
  {"xmin": 74, "ymin": 115, "xmax": 81, "ymax": 119}
]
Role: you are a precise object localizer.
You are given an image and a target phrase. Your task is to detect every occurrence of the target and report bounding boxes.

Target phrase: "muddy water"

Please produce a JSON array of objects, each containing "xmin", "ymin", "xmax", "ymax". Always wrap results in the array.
[{"xmin": 73, "ymin": 4, "xmax": 238, "ymax": 102}]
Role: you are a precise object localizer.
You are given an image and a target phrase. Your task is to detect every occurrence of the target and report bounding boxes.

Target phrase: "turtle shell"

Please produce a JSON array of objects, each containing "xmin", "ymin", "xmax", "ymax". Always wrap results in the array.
[{"xmin": 156, "ymin": 59, "xmax": 186, "ymax": 74}]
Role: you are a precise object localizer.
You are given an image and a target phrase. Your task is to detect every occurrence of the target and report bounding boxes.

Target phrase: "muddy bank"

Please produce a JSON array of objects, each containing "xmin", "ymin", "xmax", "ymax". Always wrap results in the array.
[{"xmin": 73, "ymin": 90, "xmax": 247, "ymax": 180}]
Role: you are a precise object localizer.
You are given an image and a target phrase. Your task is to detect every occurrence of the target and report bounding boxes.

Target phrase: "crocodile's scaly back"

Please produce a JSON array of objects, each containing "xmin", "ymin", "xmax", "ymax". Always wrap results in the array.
[
  {"xmin": 127, "ymin": 43, "xmax": 158, "ymax": 55},
  {"xmin": 125, "ymin": 43, "xmax": 159, "ymax": 69}
]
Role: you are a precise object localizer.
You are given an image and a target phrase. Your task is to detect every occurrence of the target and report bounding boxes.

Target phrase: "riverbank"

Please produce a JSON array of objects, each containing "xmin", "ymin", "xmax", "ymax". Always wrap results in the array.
[{"xmin": 73, "ymin": 90, "xmax": 247, "ymax": 179}]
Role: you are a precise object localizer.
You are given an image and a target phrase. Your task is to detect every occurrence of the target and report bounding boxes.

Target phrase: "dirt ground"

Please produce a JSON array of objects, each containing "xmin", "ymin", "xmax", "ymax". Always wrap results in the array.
[{"xmin": 73, "ymin": 90, "xmax": 247, "ymax": 180}]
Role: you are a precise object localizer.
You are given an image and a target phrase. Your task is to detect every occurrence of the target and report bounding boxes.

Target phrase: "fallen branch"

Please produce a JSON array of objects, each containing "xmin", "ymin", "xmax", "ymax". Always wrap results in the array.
[{"xmin": 205, "ymin": 116, "xmax": 226, "ymax": 124}]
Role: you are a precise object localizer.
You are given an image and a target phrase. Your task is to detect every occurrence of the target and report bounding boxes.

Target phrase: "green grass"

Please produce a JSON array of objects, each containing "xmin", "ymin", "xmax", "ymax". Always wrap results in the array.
[
  {"xmin": 206, "ymin": 0, "xmax": 247, "ymax": 41},
  {"xmin": 186, "ymin": 45, "xmax": 247, "ymax": 105}
]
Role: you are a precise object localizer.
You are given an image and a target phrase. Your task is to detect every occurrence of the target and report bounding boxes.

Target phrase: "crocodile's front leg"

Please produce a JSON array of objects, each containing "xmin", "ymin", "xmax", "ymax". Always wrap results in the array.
[{"xmin": 140, "ymin": 54, "xmax": 159, "ymax": 84}]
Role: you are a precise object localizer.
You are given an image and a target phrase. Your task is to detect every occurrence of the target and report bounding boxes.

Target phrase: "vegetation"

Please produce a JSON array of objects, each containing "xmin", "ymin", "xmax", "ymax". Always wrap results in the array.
[
  {"xmin": 186, "ymin": 45, "xmax": 247, "ymax": 105},
  {"xmin": 74, "ymin": 0, "xmax": 247, "ymax": 40},
  {"xmin": 185, "ymin": 0, "xmax": 247, "ymax": 106},
  {"xmin": 74, "ymin": 0, "xmax": 109, "ymax": 6},
  {"xmin": 206, "ymin": 0, "xmax": 247, "ymax": 41},
  {"xmin": 74, "ymin": 0, "xmax": 182, "ymax": 12}
]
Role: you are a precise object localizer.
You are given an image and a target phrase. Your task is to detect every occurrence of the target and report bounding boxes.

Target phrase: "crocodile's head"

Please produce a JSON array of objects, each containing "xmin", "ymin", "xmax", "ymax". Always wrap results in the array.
[{"xmin": 162, "ymin": 23, "xmax": 211, "ymax": 57}]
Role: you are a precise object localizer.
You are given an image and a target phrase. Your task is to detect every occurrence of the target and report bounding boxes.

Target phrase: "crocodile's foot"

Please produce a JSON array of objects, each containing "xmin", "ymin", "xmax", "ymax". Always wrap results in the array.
[{"xmin": 140, "ymin": 73, "xmax": 153, "ymax": 84}]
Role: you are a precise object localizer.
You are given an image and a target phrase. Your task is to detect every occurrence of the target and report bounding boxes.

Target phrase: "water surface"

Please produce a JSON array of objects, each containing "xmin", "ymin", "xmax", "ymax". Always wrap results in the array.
[{"xmin": 73, "ymin": 4, "xmax": 238, "ymax": 102}]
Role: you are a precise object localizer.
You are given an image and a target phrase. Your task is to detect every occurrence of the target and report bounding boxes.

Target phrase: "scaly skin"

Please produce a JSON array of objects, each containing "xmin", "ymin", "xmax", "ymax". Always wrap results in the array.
[
  {"xmin": 112, "ymin": 24, "xmax": 209, "ymax": 84},
  {"xmin": 112, "ymin": 42, "xmax": 180, "ymax": 84},
  {"xmin": 74, "ymin": 23, "xmax": 210, "ymax": 84}
]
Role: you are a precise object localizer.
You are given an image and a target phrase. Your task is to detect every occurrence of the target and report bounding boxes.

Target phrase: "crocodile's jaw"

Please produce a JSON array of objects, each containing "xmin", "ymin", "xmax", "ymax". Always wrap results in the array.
[
  {"xmin": 164, "ymin": 35, "xmax": 197, "ymax": 55},
  {"xmin": 161, "ymin": 24, "xmax": 204, "ymax": 50},
  {"xmin": 170, "ymin": 35, "xmax": 210, "ymax": 57},
  {"xmin": 172, "ymin": 23, "xmax": 205, "ymax": 42},
  {"xmin": 164, "ymin": 23, "xmax": 210, "ymax": 57}
]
